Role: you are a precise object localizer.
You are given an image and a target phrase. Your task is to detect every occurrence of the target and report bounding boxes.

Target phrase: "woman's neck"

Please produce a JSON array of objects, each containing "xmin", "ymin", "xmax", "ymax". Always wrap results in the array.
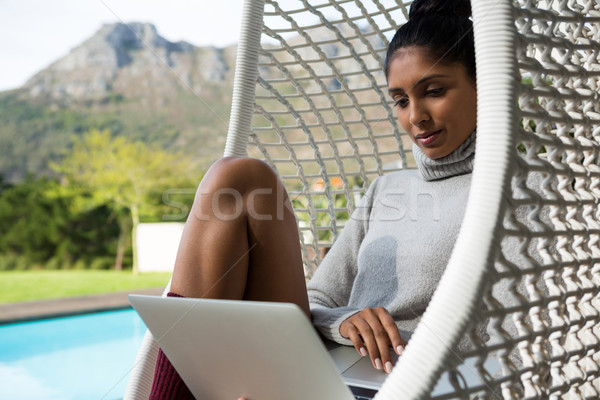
[{"xmin": 413, "ymin": 131, "xmax": 476, "ymax": 181}]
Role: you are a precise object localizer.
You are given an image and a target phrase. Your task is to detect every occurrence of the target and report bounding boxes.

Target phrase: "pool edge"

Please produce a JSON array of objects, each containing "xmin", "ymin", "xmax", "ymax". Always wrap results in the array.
[{"xmin": 0, "ymin": 288, "xmax": 163, "ymax": 324}]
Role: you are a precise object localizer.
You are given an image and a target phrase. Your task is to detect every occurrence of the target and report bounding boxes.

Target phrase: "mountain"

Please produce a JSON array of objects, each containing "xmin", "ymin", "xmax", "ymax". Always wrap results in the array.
[
  {"xmin": 1, "ymin": 22, "xmax": 237, "ymax": 182},
  {"xmin": 24, "ymin": 23, "xmax": 232, "ymax": 105}
]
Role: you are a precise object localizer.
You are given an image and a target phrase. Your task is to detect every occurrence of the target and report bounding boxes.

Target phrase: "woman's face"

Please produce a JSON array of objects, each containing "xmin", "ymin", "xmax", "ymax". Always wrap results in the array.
[{"xmin": 387, "ymin": 46, "xmax": 477, "ymax": 160}]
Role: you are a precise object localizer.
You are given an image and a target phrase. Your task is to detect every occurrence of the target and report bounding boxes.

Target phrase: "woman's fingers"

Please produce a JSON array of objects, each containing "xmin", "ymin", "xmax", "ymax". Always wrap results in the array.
[
  {"xmin": 375, "ymin": 307, "xmax": 406, "ymax": 373},
  {"xmin": 339, "ymin": 307, "xmax": 405, "ymax": 374},
  {"xmin": 341, "ymin": 320, "xmax": 369, "ymax": 356},
  {"xmin": 376, "ymin": 307, "xmax": 406, "ymax": 356},
  {"xmin": 363, "ymin": 308, "xmax": 394, "ymax": 372},
  {"xmin": 351, "ymin": 312, "xmax": 383, "ymax": 370}
]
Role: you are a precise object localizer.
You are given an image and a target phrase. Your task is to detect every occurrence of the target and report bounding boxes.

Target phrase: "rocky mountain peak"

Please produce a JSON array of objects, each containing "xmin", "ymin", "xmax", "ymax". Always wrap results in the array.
[
  {"xmin": 23, "ymin": 22, "xmax": 233, "ymax": 105},
  {"xmin": 101, "ymin": 22, "xmax": 194, "ymax": 59}
]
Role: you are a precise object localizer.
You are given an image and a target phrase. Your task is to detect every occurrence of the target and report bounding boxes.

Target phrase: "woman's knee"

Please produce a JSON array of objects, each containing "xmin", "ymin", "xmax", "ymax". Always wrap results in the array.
[
  {"xmin": 202, "ymin": 157, "xmax": 279, "ymax": 193},
  {"xmin": 193, "ymin": 157, "xmax": 286, "ymax": 220}
]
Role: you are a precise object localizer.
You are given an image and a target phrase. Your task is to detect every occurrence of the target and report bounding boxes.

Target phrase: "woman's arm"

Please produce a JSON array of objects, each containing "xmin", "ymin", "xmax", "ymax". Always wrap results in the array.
[
  {"xmin": 306, "ymin": 179, "xmax": 377, "ymax": 343},
  {"xmin": 307, "ymin": 177, "xmax": 404, "ymax": 373}
]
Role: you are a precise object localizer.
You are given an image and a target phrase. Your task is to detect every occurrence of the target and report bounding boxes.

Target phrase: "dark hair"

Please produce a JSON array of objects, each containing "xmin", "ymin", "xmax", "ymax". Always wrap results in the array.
[{"xmin": 384, "ymin": 0, "xmax": 475, "ymax": 81}]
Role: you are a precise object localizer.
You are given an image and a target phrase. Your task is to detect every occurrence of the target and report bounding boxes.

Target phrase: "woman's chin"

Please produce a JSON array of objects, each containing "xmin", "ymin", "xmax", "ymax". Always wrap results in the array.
[{"xmin": 421, "ymin": 148, "xmax": 451, "ymax": 160}]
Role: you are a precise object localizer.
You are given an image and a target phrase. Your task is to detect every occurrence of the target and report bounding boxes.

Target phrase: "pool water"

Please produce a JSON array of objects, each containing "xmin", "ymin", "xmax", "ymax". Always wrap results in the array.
[{"xmin": 0, "ymin": 308, "xmax": 147, "ymax": 400}]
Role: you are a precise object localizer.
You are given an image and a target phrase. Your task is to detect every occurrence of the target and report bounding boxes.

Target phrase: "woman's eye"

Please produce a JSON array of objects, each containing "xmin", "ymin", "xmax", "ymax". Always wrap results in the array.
[
  {"xmin": 394, "ymin": 98, "xmax": 408, "ymax": 108},
  {"xmin": 426, "ymin": 88, "xmax": 444, "ymax": 96}
]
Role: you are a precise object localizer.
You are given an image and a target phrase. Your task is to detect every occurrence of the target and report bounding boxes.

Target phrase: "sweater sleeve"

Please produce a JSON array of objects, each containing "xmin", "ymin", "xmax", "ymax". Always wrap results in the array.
[{"xmin": 306, "ymin": 178, "xmax": 378, "ymax": 345}]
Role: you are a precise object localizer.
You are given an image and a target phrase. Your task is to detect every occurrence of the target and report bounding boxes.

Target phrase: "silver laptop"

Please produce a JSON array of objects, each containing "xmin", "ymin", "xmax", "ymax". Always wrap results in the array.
[{"xmin": 129, "ymin": 295, "xmax": 392, "ymax": 400}]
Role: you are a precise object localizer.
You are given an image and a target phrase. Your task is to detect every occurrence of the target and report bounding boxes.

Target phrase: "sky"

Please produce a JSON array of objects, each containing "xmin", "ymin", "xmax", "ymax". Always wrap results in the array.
[{"xmin": 0, "ymin": 0, "xmax": 247, "ymax": 91}]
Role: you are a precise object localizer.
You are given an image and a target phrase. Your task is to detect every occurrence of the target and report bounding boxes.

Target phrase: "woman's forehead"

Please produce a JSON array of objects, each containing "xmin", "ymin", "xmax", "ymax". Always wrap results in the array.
[
  {"xmin": 387, "ymin": 47, "xmax": 470, "ymax": 92},
  {"xmin": 388, "ymin": 51, "xmax": 451, "ymax": 87}
]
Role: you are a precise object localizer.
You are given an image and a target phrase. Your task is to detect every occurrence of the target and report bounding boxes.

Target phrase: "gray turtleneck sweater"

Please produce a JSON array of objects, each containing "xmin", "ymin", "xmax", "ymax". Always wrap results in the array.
[{"xmin": 307, "ymin": 133, "xmax": 476, "ymax": 345}]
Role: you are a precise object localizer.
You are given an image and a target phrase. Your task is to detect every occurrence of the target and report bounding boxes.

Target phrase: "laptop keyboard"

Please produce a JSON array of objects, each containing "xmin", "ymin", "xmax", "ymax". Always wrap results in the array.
[{"xmin": 350, "ymin": 386, "xmax": 377, "ymax": 400}]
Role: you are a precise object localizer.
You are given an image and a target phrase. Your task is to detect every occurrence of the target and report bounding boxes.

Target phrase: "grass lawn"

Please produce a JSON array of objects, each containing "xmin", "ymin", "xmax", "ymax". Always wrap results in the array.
[{"xmin": 0, "ymin": 270, "xmax": 172, "ymax": 304}]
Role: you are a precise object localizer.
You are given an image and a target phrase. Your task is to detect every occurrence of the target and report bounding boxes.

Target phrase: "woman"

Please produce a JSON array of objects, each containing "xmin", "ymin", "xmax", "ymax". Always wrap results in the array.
[
  {"xmin": 308, "ymin": 0, "xmax": 476, "ymax": 375},
  {"xmin": 150, "ymin": 0, "xmax": 476, "ymax": 398}
]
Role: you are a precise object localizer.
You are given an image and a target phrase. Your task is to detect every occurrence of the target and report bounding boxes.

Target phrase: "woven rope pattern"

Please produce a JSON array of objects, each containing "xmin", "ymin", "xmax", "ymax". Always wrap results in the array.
[
  {"xmin": 249, "ymin": 0, "xmax": 412, "ymax": 276},
  {"xmin": 430, "ymin": 1, "xmax": 600, "ymax": 398}
]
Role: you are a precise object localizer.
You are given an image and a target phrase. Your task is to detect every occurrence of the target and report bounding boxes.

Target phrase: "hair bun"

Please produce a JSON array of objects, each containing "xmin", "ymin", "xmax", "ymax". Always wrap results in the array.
[{"xmin": 408, "ymin": 0, "xmax": 472, "ymax": 20}]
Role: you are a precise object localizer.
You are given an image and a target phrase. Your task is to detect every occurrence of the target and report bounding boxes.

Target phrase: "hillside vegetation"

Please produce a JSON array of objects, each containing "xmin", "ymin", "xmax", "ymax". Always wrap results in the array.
[{"xmin": 1, "ymin": 22, "xmax": 236, "ymax": 183}]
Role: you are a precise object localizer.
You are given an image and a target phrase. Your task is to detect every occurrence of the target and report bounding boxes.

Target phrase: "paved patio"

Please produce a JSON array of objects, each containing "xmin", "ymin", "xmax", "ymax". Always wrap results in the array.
[{"xmin": 0, "ymin": 287, "xmax": 164, "ymax": 324}]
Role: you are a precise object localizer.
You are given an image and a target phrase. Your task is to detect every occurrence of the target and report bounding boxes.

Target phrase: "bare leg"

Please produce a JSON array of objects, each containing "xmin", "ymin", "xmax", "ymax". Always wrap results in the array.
[{"xmin": 170, "ymin": 157, "xmax": 309, "ymax": 316}]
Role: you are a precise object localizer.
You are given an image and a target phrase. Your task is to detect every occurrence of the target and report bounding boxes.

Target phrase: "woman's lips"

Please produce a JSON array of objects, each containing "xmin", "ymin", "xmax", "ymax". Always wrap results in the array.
[{"xmin": 415, "ymin": 130, "xmax": 441, "ymax": 146}]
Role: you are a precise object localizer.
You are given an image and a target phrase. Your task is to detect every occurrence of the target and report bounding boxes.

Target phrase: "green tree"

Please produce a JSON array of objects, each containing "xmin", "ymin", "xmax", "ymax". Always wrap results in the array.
[
  {"xmin": 53, "ymin": 129, "xmax": 201, "ymax": 273},
  {"xmin": 0, "ymin": 176, "xmax": 67, "ymax": 267},
  {"xmin": 0, "ymin": 175, "xmax": 119, "ymax": 270}
]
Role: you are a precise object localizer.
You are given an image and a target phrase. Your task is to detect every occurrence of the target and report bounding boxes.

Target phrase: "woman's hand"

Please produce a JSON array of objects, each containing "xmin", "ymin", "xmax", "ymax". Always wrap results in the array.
[{"xmin": 339, "ymin": 307, "xmax": 406, "ymax": 374}]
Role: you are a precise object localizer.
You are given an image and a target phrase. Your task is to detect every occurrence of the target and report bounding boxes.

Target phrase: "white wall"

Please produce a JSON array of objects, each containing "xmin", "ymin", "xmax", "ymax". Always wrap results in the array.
[{"xmin": 136, "ymin": 222, "xmax": 185, "ymax": 273}]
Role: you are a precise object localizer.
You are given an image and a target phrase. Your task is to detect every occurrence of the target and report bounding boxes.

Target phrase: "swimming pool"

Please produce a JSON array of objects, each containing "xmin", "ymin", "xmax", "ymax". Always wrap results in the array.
[{"xmin": 0, "ymin": 308, "xmax": 147, "ymax": 400}]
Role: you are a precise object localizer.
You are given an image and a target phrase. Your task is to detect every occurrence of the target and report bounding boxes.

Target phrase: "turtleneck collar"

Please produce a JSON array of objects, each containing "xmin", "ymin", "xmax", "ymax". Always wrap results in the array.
[{"xmin": 413, "ymin": 131, "xmax": 476, "ymax": 181}]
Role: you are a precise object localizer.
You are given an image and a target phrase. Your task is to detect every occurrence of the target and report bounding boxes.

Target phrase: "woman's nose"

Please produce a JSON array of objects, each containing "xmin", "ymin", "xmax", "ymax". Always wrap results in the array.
[{"xmin": 409, "ymin": 101, "xmax": 430, "ymax": 127}]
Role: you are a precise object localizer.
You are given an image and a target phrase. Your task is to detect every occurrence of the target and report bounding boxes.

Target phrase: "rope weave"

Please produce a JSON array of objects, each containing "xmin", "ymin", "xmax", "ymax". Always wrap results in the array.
[{"xmin": 427, "ymin": 1, "xmax": 600, "ymax": 398}]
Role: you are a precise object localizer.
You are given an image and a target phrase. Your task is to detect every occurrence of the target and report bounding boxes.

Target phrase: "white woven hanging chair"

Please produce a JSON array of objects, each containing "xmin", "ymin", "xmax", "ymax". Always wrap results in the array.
[{"xmin": 125, "ymin": 1, "xmax": 600, "ymax": 398}]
